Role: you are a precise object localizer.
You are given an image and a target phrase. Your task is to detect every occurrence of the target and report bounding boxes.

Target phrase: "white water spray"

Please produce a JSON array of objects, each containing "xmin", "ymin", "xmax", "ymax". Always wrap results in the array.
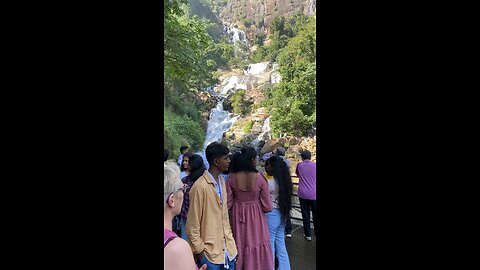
[
  {"xmin": 251, "ymin": 116, "xmax": 272, "ymax": 151},
  {"xmin": 203, "ymin": 102, "xmax": 239, "ymax": 149}
]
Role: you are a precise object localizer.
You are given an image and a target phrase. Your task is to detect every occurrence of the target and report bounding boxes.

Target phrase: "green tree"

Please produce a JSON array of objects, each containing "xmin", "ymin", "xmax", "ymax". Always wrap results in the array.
[
  {"xmin": 249, "ymin": 13, "xmax": 309, "ymax": 63},
  {"xmin": 267, "ymin": 16, "xmax": 316, "ymax": 137},
  {"xmin": 164, "ymin": 109, "xmax": 205, "ymax": 156},
  {"xmin": 230, "ymin": 90, "xmax": 253, "ymax": 116},
  {"xmin": 163, "ymin": 0, "xmax": 222, "ymax": 154}
]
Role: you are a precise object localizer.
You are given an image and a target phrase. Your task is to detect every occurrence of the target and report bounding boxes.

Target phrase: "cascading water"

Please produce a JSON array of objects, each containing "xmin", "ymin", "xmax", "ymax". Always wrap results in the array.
[
  {"xmin": 223, "ymin": 24, "xmax": 248, "ymax": 58},
  {"xmin": 202, "ymin": 61, "xmax": 278, "ymax": 154},
  {"xmin": 245, "ymin": 62, "xmax": 269, "ymax": 75},
  {"xmin": 196, "ymin": 23, "xmax": 251, "ymax": 162},
  {"xmin": 223, "ymin": 25, "xmax": 248, "ymax": 45},
  {"xmin": 271, "ymin": 72, "xmax": 281, "ymax": 84},
  {"xmin": 251, "ymin": 116, "xmax": 272, "ymax": 151},
  {"xmin": 203, "ymin": 101, "xmax": 239, "ymax": 149},
  {"xmin": 199, "ymin": 22, "xmax": 279, "ymax": 158},
  {"xmin": 221, "ymin": 76, "xmax": 247, "ymax": 95},
  {"xmin": 196, "ymin": 83, "xmax": 240, "ymax": 169}
]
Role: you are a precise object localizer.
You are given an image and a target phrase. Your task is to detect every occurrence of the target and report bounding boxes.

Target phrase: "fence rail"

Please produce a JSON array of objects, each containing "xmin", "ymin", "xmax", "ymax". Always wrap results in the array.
[{"xmin": 290, "ymin": 175, "xmax": 313, "ymax": 224}]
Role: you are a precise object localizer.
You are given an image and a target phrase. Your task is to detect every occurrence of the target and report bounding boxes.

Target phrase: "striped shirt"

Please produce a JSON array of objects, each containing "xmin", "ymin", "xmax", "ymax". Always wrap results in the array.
[{"xmin": 180, "ymin": 175, "xmax": 194, "ymax": 221}]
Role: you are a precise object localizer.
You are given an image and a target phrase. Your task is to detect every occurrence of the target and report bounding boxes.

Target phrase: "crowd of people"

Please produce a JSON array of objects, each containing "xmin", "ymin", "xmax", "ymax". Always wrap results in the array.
[{"xmin": 164, "ymin": 142, "xmax": 317, "ymax": 270}]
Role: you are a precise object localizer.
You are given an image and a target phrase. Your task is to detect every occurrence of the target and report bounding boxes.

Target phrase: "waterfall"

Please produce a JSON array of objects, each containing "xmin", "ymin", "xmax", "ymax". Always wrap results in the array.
[
  {"xmin": 223, "ymin": 24, "xmax": 249, "ymax": 58},
  {"xmin": 245, "ymin": 62, "xmax": 269, "ymax": 75},
  {"xmin": 203, "ymin": 101, "xmax": 239, "ymax": 150},
  {"xmin": 270, "ymin": 62, "xmax": 281, "ymax": 84},
  {"xmin": 200, "ymin": 48, "xmax": 279, "ymax": 157},
  {"xmin": 221, "ymin": 76, "xmax": 247, "ymax": 95},
  {"xmin": 223, "ymin": 25, "xmax": 248, "ymax": 45},
  {"xmin": 251, "ymin": 116, "xmax": 272, "ymax": 151},
  {"xmin": 271, "ymin": 71, "xmax": 281, "ymax": 84}
]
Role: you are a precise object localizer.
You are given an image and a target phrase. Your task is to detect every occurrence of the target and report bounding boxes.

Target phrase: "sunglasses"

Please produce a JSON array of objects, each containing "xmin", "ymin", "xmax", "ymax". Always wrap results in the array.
[{"xmin": 166, "ymin": 183, "xmax": 188, "ymax": 204}]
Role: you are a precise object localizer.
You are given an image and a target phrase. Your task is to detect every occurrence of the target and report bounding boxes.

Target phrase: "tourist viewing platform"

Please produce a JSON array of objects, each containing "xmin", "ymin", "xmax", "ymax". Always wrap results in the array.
[
  {"xmin": 288, "ymin": 175, "xmax": 317, "ymax": 270},
  {"xmin": 164, "ymin": 1, "xmax": 316, "ymax": 269}
]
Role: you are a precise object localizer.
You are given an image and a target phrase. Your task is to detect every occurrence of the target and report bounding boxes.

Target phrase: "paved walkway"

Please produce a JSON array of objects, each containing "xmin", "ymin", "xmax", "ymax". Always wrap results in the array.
[
  {"xmin": 286, "ymin": 224, "xmax": 317, "ymax": 270},
  {"xmin": 286, "ymin": 176, "xmax": 316, "ymax": 270}
]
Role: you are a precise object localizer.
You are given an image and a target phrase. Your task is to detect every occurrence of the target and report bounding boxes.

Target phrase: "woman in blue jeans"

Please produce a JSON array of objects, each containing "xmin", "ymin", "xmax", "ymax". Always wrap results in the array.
[{"xmin": 265, "ymin": 156, "xmax": 293, "ymax": 270}]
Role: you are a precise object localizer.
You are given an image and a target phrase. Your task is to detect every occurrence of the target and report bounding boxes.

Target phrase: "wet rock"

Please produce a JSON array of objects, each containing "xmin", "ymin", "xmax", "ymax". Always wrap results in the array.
[{"xmin": 223, "ymin": 99, "xmax": 233, "ymax": 112}]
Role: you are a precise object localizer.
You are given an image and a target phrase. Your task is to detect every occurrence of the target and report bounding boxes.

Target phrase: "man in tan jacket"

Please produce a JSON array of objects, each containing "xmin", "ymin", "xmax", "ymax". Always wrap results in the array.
[{"xmin": 186, "ymin": 142, "xmax": 237, "ymax": 269}]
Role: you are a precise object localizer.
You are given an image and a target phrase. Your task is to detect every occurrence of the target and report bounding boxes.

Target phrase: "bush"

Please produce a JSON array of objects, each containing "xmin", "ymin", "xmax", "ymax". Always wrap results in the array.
[
  {"xmin": 249, "ymin": 45, "xmax": 272, "ymax": 63},
  {"xmin": 242, "ymin": 120, "xmax": 254, "ymax": 133},
  {"xmin": 263, "ymin": 16, "xmax": 316, "ymax": 137},
  {"xmin": 256, "ymin": 19, "xmax": 265, "ymax": 29},
  {"xmin": 254, "ymin": 33, "xmax": 266, "ymax": 46},
  {"xmin": 164, "ymin": 109, "xmax": 205, "ymax": 157},
  {"xmin": 230, "ymin": 90, "xmax": 253, "ymax": 116},
  {"xmin": 243, "ymin": 19, "xmax": 254, "ymax": 28}
]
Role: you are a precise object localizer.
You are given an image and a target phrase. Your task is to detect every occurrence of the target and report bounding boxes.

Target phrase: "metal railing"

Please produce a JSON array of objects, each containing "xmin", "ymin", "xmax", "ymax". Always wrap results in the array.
[{"xmin": 291, "ymin": 175, "xmax": 314, "ymax": 224}]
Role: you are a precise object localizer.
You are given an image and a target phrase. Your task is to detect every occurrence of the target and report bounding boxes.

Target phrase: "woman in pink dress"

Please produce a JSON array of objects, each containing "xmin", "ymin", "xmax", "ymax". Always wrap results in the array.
[{"xmin": 226, "ymin": 146, "xmax": 274, "ymax": 270}]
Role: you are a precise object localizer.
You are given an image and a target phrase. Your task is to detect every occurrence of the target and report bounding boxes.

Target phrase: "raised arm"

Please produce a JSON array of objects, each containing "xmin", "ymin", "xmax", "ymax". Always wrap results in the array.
[
  {"xmin": 259, "ymin": 173, "xmax": 273, "ymax": 213},
  {"xmin": 185, "ymin": 184, "xmax": 205, "ymax": 255}
]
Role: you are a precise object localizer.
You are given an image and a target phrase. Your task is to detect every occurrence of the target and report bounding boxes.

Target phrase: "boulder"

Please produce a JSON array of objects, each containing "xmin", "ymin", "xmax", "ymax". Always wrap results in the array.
[
  {"xmin": 285, "ymin": 145, "xmax": 303, "ymax": 159},
  {"xmin": 260, "ymin": 138, "xmax": 283, "ymax": 154},
  {"xmin": 286, "ymin": 136, "xmax": 301, "ymax": 145},
  {"xmin": 250, "ymin": 121, "xmax": 263, "ymax": 134}
]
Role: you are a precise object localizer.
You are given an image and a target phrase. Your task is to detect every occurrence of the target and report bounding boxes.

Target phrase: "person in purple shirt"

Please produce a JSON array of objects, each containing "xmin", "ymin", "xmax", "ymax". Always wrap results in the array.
[{"xmin": 295, "ymin": 150, "xmax": 317, "ymax": 240}]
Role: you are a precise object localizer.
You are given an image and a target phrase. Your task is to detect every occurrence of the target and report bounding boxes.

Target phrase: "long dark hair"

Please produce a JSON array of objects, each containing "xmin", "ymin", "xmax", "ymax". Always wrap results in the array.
[
  {"xmin": 180, "ymin": 153, "xmax": 190, "ymax": 172},
  {"xmin": 231, "ymin": 146, "xmax": 258, "ymax": 173},
  {"xmin": 188, "ymin": 154, "xmax": 205, "ymax": 183},
  {"xmin": 231, "ymin": 146, "xmax": 258, "ymax": 191},
  {"xmin": 265, "ymin": 156, "xmax": 293, "ymax": 221}
]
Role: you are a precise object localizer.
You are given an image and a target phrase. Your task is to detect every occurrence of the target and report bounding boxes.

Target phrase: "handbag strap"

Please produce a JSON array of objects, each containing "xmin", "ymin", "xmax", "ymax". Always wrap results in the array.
[{"xmin": 163, "ymin": 235, "xmax": 177, "ymax": 248}]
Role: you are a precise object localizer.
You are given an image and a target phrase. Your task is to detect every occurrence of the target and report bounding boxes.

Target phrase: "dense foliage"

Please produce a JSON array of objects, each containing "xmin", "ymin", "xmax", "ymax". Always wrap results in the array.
[
  {"xmin": 262, "ymin": 15, "xmax": 316, "ymax": 137},
  {"xmin": 164, "ymin": 109, "xmax": 205, "ymax": 153},
  {"xmin": 250, "ymin": 13, "xmax": 309, "ymax": 63},
  {"xmin": 230, "ymin": 89, "xmax": 253, "ymax": 116},
  {"xmin": 242, "ymin": 120, "xmax": 254, "ymax": 133},
  {"xmin": 164, "ymin": 0, "xmax": 222, "ymax": 156}
]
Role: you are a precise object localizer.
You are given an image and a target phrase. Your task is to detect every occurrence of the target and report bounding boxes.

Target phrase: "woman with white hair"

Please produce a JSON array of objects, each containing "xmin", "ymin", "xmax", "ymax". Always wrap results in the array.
[{"xmin": 164, "ymin": 161, "xmax": 207, "ymax": 270}]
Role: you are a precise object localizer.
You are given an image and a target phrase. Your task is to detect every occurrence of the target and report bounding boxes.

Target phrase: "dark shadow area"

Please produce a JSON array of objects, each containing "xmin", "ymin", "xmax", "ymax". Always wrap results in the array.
[{"xmin": 285, "ymin": 224, "xmax": 317, "ymax": 270}]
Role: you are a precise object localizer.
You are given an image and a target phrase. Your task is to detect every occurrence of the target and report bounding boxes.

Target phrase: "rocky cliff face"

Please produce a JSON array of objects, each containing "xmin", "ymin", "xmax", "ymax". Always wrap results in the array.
[
  {"xmin": 215, "ymin": 64, "xmax": 316, "ymax": 172},
  {"xmin": 218, "ymin": 0, "xmax": 316, "ymax": 42}
]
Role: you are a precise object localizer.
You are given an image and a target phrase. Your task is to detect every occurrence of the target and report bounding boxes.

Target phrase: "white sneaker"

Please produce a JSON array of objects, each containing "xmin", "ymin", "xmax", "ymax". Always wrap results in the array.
[
  {"xmin": 286, "ymin": 234, "xmax": 292, "ymax": 238},
  {"xmin": 305, "ymin": 236, "xmax": 312, "ymax": 241}
]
